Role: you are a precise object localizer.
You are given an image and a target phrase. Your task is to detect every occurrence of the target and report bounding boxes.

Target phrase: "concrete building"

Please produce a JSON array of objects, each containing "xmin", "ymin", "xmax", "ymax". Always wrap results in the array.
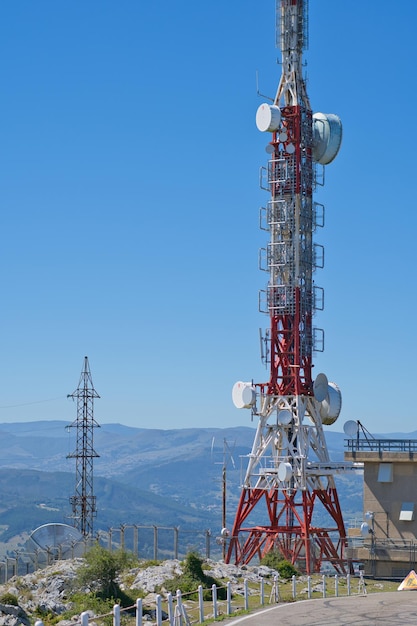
[{"xmin": 345, "ymin": 437, "xmax": 417, "ymax": 578}]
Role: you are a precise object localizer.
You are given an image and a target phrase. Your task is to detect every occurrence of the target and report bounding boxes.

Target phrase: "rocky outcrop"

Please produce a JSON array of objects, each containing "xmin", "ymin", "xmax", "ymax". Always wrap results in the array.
[{"xmin": 0, "ymin": 558, "xmax": 279, "ymax": 625}]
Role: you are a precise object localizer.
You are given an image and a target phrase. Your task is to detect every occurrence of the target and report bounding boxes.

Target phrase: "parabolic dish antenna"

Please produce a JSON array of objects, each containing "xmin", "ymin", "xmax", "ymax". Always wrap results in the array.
[
  {"xmin": 360, "ymin": 522, "xmax": 370, "ymax": 537},
  {"xmin": 343, "ymin": 420, "xmax": 358, "ymax": 437},
  {"xmin": 255, "ymin": 103, "xmax": 281, "ymax": 132},
  {"xmin": 29, "ymin": 524, "xmax": 84, "ymax": 551},
  {"xmin": 313, "ymin": 373, "xmax": 328, "ymax": 402},
  {"xmin": 232, "ymin": 381, "xmax": 256, "ymax": 409},
  {"xmin": 278, "ymin": 462, "xmax": 293, "ymax": 482},
  {"xmin": 320, "ymin": 382, "xmax": 342, "ymax": 425},
  {"xmin": 277, "ymin": 409, "xmax": 292, "ymax": 425}
]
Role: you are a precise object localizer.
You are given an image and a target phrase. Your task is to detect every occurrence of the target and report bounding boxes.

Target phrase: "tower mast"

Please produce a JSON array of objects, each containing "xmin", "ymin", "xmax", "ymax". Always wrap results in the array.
[
  {"xmin": 227, "ymin": 0, "xmax": 350, "ymax": 574},
  {"xmin": 67, "ymin": 356, "xmax": 100, "ymax": 537}
]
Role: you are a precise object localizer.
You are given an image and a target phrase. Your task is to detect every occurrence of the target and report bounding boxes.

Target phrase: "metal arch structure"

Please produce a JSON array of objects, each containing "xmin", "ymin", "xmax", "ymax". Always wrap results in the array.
[
  {"xmin": 226, "ymin": 0, "xmax": 352, "ymax": 574},
  {"xmin": 67, "ymin": 356, "xmax": 100, "ymax": 537}
]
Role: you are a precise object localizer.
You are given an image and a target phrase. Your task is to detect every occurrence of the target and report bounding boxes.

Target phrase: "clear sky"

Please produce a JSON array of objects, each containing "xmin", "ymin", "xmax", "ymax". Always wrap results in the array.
[{"xmin": 0, "ymin": 1, "xmax": 416, "ymax": 435}]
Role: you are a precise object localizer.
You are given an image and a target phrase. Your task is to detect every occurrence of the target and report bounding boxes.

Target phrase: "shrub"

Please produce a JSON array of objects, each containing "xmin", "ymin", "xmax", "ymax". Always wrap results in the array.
[
  {"xmin": 260, "ymin": 550, "xmax": 298, "ymax": 578},
  {"xmin": 276, "ymin": 559, "xmax": 298, "ymax": 579},
  {"xmin": 0, "ymin": 592, "xmax": 18, "ymax": 606},
  {"xmin": 164, "ymin": 552, "xmax": 226, "ymax": 600},
  {"xmin": 75, "ymin": 544, "xmax": 137, "ymax": 605},
  {"xmin": 260, "ymin": 549, "xmax": 284, "ymax": 570},
  {"xmin": 60, "ymin": 594, "xmax": 116, "ymax": 626}
]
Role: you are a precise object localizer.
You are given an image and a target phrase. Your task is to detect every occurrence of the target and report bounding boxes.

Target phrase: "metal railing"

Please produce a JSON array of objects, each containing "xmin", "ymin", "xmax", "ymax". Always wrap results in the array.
[
  {"xmin": 33, "ymin": 573, "xmax": 368, "ymax": 626},
  {"xmin": 345, "ymin": 438, "xmax": 417, "ymax": 454}
]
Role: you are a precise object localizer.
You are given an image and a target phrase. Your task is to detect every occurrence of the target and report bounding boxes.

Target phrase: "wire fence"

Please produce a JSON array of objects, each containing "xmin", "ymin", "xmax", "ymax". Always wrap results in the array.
[{"xmin": 0, "ymin": 525, "xmax": 215, "ymax": 584}]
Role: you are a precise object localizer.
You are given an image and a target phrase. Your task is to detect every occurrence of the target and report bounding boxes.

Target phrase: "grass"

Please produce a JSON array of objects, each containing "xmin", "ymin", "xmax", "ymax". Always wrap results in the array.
[{"xmin": 108, "ymin": 574, "xmax": 402, "ymax": 626}]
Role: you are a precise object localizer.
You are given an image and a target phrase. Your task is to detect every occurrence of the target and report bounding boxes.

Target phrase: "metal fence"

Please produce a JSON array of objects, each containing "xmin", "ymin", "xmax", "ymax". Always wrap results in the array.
[
  {"xmin": 0, "ymin": 525, "xmax": 216, "ymax": 584},
  {"xmin": 345, "ymin": 438, "xmax": 417, "ymax": 454},
  {"xmin": 33, "ymin": 572, "xmax": 369, "ymax": 626}
]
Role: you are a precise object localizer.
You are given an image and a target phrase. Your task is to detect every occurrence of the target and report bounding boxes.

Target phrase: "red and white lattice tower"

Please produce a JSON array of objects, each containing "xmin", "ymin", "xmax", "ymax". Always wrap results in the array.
[{"xmin": 226, "ymin": 0, "xmax": 352, "ymax": 574}]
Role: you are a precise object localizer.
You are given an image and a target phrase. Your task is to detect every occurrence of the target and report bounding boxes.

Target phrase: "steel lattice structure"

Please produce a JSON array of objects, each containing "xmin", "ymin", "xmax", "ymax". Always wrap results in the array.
[
  {"xmin": 67, "ymin": 356, "xmax": 100, "ymax": 537},
  {"xmin": 226, "ymin": 0, "xmax": 353, "ymax": 574}
]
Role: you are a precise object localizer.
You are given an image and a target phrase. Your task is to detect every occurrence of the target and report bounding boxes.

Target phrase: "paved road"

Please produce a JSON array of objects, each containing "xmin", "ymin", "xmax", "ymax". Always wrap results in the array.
[{"xmin": 218, "ymin": 592, "xmax": 417, "ymax": 625}]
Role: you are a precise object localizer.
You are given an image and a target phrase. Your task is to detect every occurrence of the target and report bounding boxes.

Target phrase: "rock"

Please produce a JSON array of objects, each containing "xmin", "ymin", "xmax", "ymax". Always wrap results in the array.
[
  {"xmin": 0, "ymin": 556, "xmax": 281, "ymax": 625},
  {"xmin": 0, "ymin": 603, "xmax": 30, "ymax": 626},
  {"xmin": 130, "ymin": 560, "xmax": 183, "ymax": 593}
]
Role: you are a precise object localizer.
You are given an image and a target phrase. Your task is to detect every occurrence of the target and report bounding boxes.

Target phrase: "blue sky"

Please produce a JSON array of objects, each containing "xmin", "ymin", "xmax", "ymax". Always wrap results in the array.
[{"xmin": 0, "ymin": 0, "xmax": 416, "ymax": 435}]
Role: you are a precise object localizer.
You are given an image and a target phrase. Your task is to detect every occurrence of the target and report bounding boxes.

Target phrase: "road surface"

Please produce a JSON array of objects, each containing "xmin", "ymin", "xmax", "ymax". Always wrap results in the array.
[{"xmin": 219, "ymin": 591, "xmax": 417, "ymax": 625}]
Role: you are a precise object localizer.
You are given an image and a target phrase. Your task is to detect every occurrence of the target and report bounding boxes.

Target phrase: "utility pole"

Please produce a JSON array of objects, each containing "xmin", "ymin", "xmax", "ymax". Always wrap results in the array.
[{"xmin": 67, "ymin": 356, "xmax": 100, "ymax": 537}]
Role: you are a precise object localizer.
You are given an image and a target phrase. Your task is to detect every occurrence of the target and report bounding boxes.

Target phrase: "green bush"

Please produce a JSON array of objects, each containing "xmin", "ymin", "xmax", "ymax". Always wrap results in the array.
[
  {"xmin": 0, "ymin": 592, "xmax": 19, "ymax": 606},
  {"xmin": 276, "ymin": 560, "xmax": 298, "ymax": 579},
  {"xmin": 164, "ymin": 552, "xmax": 226, "ymax": 600},
  {"xmin": 260, "ymin": 549, "xmax": 285, "ymax": 570},
  {"xmin": 260, "ymin": 550, "xmax": 298, "ymax": 578},
  {"xmin": 60, "ymin": 594, "xmax": 116, "ymax": 626},
  {"xmin": 75, "ymin": 544, "xmax": 137, "ymax": 605}
]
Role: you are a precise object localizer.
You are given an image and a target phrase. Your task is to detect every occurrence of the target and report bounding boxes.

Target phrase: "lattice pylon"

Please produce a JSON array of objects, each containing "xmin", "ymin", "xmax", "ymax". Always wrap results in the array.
[
  {"xmin": 67, "ymin": 356, "xmax": 100, "ymax": 537},
  {"xmin": 226, "ymin": 0, "xmax": 350, "ymax": 575}
]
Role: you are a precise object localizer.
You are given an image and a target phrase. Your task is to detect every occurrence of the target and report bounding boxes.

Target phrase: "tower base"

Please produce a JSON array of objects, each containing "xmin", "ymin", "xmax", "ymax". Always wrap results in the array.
[{"xmin": 226, "ymin": 486, "xmax": 353, "ymax": 575}]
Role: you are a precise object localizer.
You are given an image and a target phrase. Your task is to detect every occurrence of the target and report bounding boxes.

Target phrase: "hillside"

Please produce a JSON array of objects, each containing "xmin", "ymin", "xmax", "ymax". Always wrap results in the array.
[{"xmin": 0, "ymin": 421, "xmax": 365, "ymax": 555}]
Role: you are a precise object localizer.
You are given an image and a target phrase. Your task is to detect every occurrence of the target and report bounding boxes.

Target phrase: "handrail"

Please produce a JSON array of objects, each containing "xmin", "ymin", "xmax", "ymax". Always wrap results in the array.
[{"xmin": 345, "ymin": 439, "xmax": 417, "ymax": 453}]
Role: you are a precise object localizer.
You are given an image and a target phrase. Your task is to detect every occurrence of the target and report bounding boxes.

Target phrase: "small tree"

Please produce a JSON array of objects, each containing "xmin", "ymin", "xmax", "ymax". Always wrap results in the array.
[
  {"xmin": 260, "ymin": 550, "xmax": 298, "ymax": 578},
  {"xmin": 165, "ymin": 552, "xmax": 226, "ymax": 600},
  {"xmin": 76, "ymin": 544, "xmax": 136, "ymax": 600}
]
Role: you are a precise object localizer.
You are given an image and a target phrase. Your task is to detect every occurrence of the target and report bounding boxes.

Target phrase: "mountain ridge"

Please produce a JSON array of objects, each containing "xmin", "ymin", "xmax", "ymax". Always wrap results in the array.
[{"xmin": 0, "ymin": 420, "xmax": 396, "ymax": 553}]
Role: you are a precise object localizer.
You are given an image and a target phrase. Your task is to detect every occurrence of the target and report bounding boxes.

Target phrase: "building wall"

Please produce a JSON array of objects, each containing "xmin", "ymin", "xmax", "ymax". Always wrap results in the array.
[
  {"xmin": 363, "ymin": 458, "xmax": 417, "ymax": 540},
  {"xmin": 345, "ymin": 449, "xmax": 417, "ymax": 577},
  {"xmin": 345, "ymin": 451, "xmax": 417, "ymax": 541}
]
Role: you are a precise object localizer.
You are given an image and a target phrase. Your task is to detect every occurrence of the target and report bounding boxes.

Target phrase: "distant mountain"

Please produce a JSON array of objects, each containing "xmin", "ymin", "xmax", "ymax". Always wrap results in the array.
[{"xmin": 0, "ymin": 421, "xmax": 370, "ymax": 553}]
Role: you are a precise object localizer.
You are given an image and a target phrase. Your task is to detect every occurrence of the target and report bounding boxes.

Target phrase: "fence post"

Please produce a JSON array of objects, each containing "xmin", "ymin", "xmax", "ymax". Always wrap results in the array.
[
  {"xmin": 176, "ymin": 589, "xmax": 183, "ymax": 625},
  {"xmin": 34, "ymin": 549, "xmax": 39, "ymax": 571},
  {"xmin": 292, "ymin": 575, "xmax": 296, "ymax": 599},
  {"xmin": 198, "ymin": 585, "xmax": 204, "ymax": 623},
  {"xmin": 174, "ymin": 527, "xmax": 179, "ymax": 560},
  {"xmin": 322, "ymin": 575, "xmax": 326, "ymax": 598},
  {"xmin": 271, "ymin": 575, "xmax": 279, "ymax": 603},
  {"xmin": 335, "ymin": 574, "xmax": 339, "ymax": 597},
  {"xmin": 212, "ymin": 584, "xmax": 218, "ymax": 620},
  {"xmin": 156, "ymin": 594, "xmax": 162, "ymax": 626},
  {"xmin": 80, "ymin": 611, "xmax": 89, "ymax": 626},
  {"xmin": 133, "ymin": 525, "xmax": 139, "ymax": 557},
  {"xmin": 227, "ymin": 581, "xmax": 232, "ymax": 615},
  {"xmin": 307, "ymin": 575, "xmax": 311, "ymax": 599},
  {"xmin": 153, "ymin": 526, "xmax": 158, "ymax": 561},
  {"xmin": 167, "ymin": 592, "xmax": 174, "ymax": 626},
  {"xmin": 244, "ymin": 579, "xmax": 249, "ymax": 611},
  {"xmin": 260, "ymin": 577, "xmax": 264, "ymax": 606},
  {"xmin": 206, "ymin": 530, "xmax": 211, "ymax": 560},
  {"xmin": 113, "ymin": 603, "xmax": 120, "ymax": 626},
  {"xmin": 136, "ymin": 598, "xmax": 143, "ymax": 626},
  {"xmin": 347, "ymin": 573, "xmax": 351, "ymax": 596}
]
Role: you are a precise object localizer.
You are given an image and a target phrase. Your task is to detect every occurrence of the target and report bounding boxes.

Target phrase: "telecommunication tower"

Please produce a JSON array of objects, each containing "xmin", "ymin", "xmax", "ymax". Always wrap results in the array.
[
  {"xmin": 67, "ymin": 356, "xmax": 100, "ymax": 537},
  {"xmin": 226, "ymin": 0, "xmax": 351, "ymax": 574}
]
